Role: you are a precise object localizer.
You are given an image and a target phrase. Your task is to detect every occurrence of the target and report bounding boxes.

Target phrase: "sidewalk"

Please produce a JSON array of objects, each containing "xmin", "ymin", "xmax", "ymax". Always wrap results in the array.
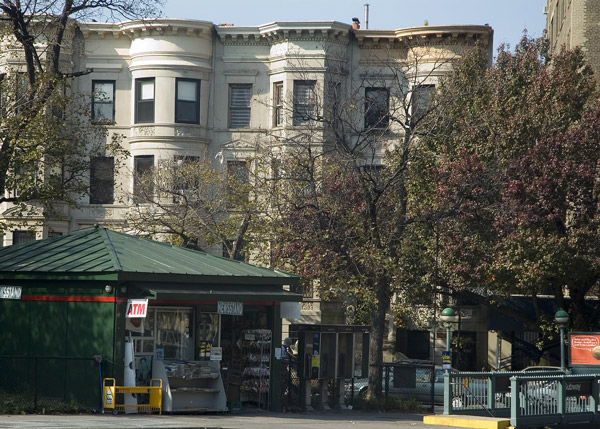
[{"xmin": 0, "ymin": 410, "xmax": 454, "ymax": 429}]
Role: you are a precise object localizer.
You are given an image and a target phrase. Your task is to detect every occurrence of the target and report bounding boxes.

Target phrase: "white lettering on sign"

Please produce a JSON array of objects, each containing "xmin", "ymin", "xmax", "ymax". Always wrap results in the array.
[
  {"xmin": 217, "ymin": 301, "xmax": 243, "ymax": 316},
  {"xmin": 0, "ymin": 286, "xmax": 22, "ymax": 300},
  {"xmin": 125, "ymin": 299, "xmax": 148, "ymax": 318}
]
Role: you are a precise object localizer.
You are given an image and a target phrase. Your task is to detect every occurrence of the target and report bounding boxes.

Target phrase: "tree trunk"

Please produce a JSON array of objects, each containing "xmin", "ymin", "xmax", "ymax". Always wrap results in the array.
[{"xmin": 367, "ymin": 278, "xmax": 391, "ymax": 398}]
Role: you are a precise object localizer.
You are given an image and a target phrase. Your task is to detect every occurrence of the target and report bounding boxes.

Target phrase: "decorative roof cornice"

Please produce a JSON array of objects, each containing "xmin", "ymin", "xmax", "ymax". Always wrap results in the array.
[
  {"xmin": 354, "ymin": 24, "xmax": 493, "ymax": 47},
  {"xmin": 79, "ymin": 19, "xmax": 214, "ymax": 40},
  {"xmin": 217, "ymin": 21, "xmax": 351, "ymax": 45}
]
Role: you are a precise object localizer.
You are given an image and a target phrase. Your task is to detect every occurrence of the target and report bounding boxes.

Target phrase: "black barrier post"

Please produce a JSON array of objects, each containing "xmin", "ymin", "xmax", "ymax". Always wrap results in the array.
[
  {"xmin": 429, "ymin": 363, "xmax": 435, "ymax": 413},
  {"xmin": 33, "ymin": 356, "xmax": 38, "ymax": 410}
]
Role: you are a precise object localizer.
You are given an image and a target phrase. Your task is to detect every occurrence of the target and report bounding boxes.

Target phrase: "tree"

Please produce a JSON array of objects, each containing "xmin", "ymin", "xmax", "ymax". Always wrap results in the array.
[
  {"xmin": 266, "ymin": 34, "xmax": 490, "ymax": 397},
  {"xmin": 0, "ymin": 1, "xmax": 161, "ymax": 223},
  {"xmin": 427, "ymin": 36, "xmax": 600, "ymax": 332},
  {"xmin": 125, "ymin": 155, "xmax": 269, "ymax": 260}
]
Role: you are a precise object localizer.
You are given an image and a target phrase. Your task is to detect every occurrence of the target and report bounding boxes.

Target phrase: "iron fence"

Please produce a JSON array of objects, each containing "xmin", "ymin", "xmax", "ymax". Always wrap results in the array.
[
  {"xmin": 444, "ymin": 370, "xmax": 600, "ymax": 428},
  {"xmin": 0, "ymin": 354, "xmax": 107, "ymax": 411}
]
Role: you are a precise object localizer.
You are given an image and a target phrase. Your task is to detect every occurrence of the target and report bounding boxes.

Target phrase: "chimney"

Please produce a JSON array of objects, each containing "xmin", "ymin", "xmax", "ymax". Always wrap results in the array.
[
  {"xmin": 352, "ymin": 17, "xmax": 360, "ymax": 30},
  {"xmin": 364, "ymin": 3, "xmax": 369, "ymax": 30}
]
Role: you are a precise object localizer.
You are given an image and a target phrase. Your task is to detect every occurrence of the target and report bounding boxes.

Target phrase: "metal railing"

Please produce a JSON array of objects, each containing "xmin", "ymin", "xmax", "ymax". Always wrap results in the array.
[
  {"xmin": 0, "ymin": 354, "xmax": 106, "ymax": 411},
  {"xmin": 444, "ymin": 370, "xmax": 600, "ymax": 428}
]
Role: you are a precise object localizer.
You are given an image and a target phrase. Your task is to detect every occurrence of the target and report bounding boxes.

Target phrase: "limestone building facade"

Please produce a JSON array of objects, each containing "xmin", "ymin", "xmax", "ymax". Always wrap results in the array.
[{"xmin": 0, "ymin": 18, "xmax": 492, "ymax": 333}]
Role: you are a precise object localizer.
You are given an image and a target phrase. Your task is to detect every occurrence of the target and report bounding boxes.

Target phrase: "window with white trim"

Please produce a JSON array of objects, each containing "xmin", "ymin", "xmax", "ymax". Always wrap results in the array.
[
  {"xmin": 229, "ymin": 84, "xmax": 251, "ymax": 128},
  {"xmin": 135, "ymin": 78, "xmax": 155, "ymax": 123},
  {"xmin": 175, "ymin": 78, "xmax": 200, "ymax": 124},
  {"xmin": 92, "ymin": 80, "xmax": 115, "ymax": 122}
]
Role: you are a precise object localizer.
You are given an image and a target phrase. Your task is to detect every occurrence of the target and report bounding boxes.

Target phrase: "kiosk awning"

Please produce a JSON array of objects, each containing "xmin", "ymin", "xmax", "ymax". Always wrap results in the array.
[{"xmin": 138, "ymin": 283, "xmax": 302, "ymax": 303}]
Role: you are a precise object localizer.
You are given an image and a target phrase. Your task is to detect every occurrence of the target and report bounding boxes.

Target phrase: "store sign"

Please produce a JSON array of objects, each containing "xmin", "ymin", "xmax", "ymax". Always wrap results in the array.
[
  {"xmin": 210, "ymin": 346, "xmax": 223, "ymax": 361},
  {"xmin": 125, "ymin": 299, "xmax": 148, "ymax": 318},
  {"xmin": 0, "ymin": 285, "xmax": 22, "ymax": 300},
  {"xmin": 570, "ymin": 334, "xmax": 600, "ymax": 366},
  {"xmin": 217, "ymin": 301, "xmax": 243, "ymax": 316}
]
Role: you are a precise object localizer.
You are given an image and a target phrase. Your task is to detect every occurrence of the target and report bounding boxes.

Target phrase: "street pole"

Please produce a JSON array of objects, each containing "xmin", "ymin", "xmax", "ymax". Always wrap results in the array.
[
  {"xmin": 559, "ymin": 324, "xmax": 565, "ymax": 371},
  {"xmin": 446, "ymin": 323, "xmax": 451, "ymax": 353},
  {"xmin": 554, "ymin": 310, "xmax": 569, "ymax": 372}
]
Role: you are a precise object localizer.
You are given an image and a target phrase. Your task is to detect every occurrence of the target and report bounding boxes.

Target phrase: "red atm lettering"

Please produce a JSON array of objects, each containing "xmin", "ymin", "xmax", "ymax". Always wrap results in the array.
[{"xmin": 127, "ymin": 302, "xmax": 146, "ymax": 316}]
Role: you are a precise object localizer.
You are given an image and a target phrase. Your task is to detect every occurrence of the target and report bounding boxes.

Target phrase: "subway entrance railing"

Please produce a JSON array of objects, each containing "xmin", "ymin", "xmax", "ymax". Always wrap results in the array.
[{"xmin": 444, "ymin": 370, "xmax": 600, "ymax": 428}]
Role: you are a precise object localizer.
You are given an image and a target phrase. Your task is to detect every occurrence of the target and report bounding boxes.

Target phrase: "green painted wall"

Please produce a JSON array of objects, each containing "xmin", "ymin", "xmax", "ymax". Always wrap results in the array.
[{"xmin": 0, "ymin": 286, "xmax": 117, "ymax": 408}]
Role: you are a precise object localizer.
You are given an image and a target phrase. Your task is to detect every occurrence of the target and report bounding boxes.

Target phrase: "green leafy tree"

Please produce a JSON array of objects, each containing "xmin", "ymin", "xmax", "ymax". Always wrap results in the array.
[
  {"xmin": 266, "ymin": 38, "xmax": 486, "ymax": 396},
  {"xmin": 0, "ymin": 0, "xmax": 162, "ymax": 222},
  {"xmin": 427, "ymin": 36, "xmax": 599, "ymax": 331},
  {"xmin": 126, "ymin": 156, "xmax": 269, "ymax": 261}
]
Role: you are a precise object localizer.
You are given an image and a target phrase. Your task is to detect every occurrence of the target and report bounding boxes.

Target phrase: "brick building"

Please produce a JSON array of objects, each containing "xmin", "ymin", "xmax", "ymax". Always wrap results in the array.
[{"xmin": 546, "ymin": 0, "xmax": 600, "ymax": 77}]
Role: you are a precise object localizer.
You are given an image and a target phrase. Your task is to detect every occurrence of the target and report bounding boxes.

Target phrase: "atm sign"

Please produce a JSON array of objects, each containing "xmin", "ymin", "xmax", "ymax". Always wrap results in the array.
[{"xmin": 125, "ymin": 299, "xmax": 148, "ymax": 318}]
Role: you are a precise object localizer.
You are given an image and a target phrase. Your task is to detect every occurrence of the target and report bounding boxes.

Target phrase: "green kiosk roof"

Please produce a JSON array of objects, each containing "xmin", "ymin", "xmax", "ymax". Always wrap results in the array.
[{"xmin": 0, "ymin": 226, "xmax": 301, "ymax": 301}]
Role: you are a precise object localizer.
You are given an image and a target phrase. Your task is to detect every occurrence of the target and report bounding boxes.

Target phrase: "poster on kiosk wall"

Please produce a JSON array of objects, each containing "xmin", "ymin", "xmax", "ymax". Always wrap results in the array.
[{"xmin": 569, "ymin": 333, "xmax": 600, "ymax": 366}]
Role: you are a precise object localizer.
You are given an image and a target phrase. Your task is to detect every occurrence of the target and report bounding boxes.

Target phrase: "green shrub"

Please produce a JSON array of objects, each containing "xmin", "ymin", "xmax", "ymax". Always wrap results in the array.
[
  {"xmin": 348, "ymin": 395, "xmax": 423, "ymax": 412},
  {"xmin": 0, "ymin": 390, "xmax": 90, "ymax": 415}
]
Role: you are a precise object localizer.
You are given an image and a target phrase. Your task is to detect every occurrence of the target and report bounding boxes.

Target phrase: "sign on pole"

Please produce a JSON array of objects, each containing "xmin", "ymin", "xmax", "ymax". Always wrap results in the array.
[{"xmin": 442, "ymin": 351, "xmax": 451, "ymax": 370}]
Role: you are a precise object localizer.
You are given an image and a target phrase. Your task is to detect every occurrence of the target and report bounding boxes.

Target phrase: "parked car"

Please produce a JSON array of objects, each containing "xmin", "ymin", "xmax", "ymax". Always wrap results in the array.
[
  {"xmin": 345, "ymin": 364, "xmax": 458, "ymax": 404},
  {"xmin": 517, "ymin": 365, "xmax": 587, "ymax": 413}
]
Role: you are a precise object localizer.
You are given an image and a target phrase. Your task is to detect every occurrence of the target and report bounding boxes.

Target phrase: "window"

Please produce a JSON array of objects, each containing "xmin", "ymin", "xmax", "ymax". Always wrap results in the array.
[
  {"xmin": 12, "ymin": 230, "xmax": 35, "ymax": 245},
  {"xmin": 12, "ymin": 160, "xmax": 38, "ymax": 197},
  {"xmin": 273, "ymin": 81, "xmax": 284, "ymax": 127},
  {"xmin": 175, "ymin": 78, "xmax": 200, "ymax": 124},
  {"xmin": 172, "ymin": 155, "xmax": 200, "ymax": 203},
  {"xmin": 129, "ymin": 307, "xmax": 194, "ymax": 361},
  {"xmin": 135, "ymin": 78, "xmax": 155, "ymax": 123},
  {"xmin": 293, "ymin": 80, "xmax": 316, "ymax": 125},
  {"xmin": 133, "ymin": 155, "xmax": 154, "ymax": 202},
  {"xmin": 411, "ymin": 84, "xmax": 435, "ymax": 124},
  {"xmin": 90, "ymin": 156, "xmax": 114, "ymax": 204},
  {"xmin": 364, "ymin": 87, "xmax": 389, "ymax": 129},
  {"xmin": 92, "ymin": 80, "xmax": 115, "ymax": 122},
  {"xmin": 229, "ymin": 84, "xmax": 251, "ymax": 128},
  {"xmin": 227, "ymin": 160, "xmax": 249, "ymax": 203}
]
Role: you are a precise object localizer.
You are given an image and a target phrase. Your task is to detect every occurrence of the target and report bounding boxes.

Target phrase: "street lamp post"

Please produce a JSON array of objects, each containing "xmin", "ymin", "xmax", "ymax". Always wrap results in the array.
[
  {"xmin": 555, "ymin": 310, "xmax": 569, "ymax": 372},
  {"xmin": 441, "ymin": 307, "xmax": 458, "ymax": 353}
]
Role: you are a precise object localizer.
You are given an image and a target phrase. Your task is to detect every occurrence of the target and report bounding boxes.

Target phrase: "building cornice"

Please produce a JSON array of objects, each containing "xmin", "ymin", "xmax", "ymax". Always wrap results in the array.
[
  {"xmin": 354, "ymin": 24, "xmax": 493, "ymax": 47},
  {"xmin": 217, "ymin": 21, "xmax": 351, "ymax": 45},
  {"xmin": 79, "ymin": 19, "xmax": 214, "ymax": 40}
]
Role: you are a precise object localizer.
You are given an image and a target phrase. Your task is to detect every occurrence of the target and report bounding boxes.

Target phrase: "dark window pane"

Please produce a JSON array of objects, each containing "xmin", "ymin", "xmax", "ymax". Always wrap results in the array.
[
  {"xmin": 173, "ymin": 155, "xmax": 200, "ymax": 203},
  {"xmin": 92, "ymin": 81, "xmax": 115, "ymax": 122},
  {"xmin": 227, "ymin": 160, "xmax": 249, "ymax": 203},
  {"xmin": 135, "ymin": 78, "xmax": 155, "ymax": 123},
  {"xmin": 175, "ymin": 79, "xmax": 200, "ymax": 123},
  {"xmin": 13, "ymin": 230, "xmax": 35, "ymax": 245},
  {"xmin": 134, "ymin": 155, "xmax": 154, "ymax": 202},
  {"xmin": 293, "ymin": 80, "xmax": 316, "ymax": 125},
  {"xmin": 273, "ymin": 81, "xmax": 284, "ymax": 127},
  {"xmin": 412, "ymin": 84, "xmax": 435, "ymax": 123},
  {"xmin": 90, "ymin": 156, "xmax": 114, "ymax": 204},
  {"xmin": 364, "ymin": 87, "xmax": 389, "ymax": 129}
]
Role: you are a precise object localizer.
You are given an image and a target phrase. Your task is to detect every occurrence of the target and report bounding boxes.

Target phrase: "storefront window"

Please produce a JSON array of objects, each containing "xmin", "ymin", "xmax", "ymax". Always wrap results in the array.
[
  {"xmin": 156, "ymin": 308, "xmax": 193, "ymax": 360},
  {"xmin": 197, "ymin": 313, "xmax": 220, "ymax": 359},
  {"xmin": 129, "ymin": 307, "xmax": 194, "ymax": 361}
]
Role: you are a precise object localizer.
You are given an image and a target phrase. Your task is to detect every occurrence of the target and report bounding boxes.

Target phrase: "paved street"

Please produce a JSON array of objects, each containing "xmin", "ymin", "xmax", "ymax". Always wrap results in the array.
[{"xmin": 0, "ymin": 410, "xmax": 453, "ymax": 429}]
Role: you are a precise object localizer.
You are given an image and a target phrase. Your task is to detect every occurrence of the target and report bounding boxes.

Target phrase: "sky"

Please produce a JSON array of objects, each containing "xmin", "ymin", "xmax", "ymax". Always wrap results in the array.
[{"xmin": 162, "ymin": 0, "xmax": 547, "ymax": 55}]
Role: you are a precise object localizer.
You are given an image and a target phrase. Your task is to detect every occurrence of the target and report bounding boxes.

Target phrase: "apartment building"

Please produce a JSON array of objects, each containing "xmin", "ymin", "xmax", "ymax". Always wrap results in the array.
[
  {"xmin": 0, "ymin": 18, "xmax": 492, "ymax": 333},
  {"xmin": 546, "ymin": 0, "xmax": 600, "ymax": 77}
]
